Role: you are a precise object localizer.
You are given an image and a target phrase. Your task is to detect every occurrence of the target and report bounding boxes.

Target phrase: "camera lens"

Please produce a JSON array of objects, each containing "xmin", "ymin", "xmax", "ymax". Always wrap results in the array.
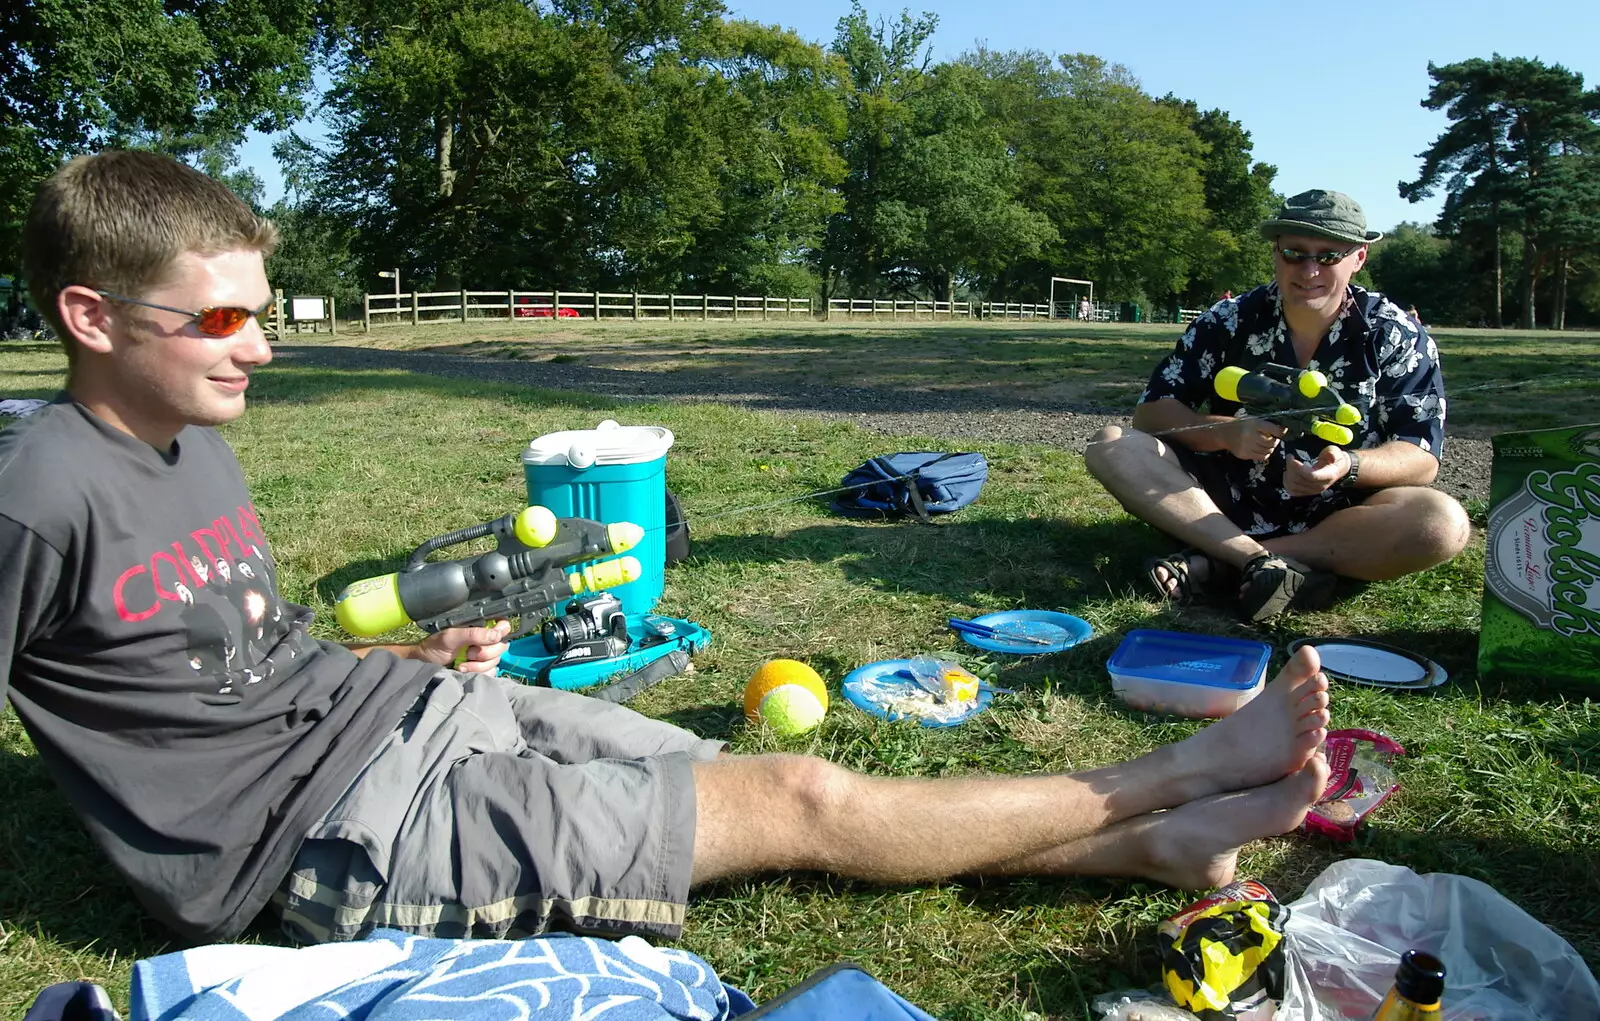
[{"xmin": 541, "ymin": 610, "xmax": 595, "ymax": 654}]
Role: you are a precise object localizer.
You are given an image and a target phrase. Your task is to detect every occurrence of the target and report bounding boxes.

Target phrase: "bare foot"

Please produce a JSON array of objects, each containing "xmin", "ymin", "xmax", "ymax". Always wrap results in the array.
[
  {"xmin": 1139, "ymin": 753, "xmax": 1331, "ymax": 890},
  {"xmin": 1164, "ymin": 645, "xmax": 1330, "ymax": 802}
]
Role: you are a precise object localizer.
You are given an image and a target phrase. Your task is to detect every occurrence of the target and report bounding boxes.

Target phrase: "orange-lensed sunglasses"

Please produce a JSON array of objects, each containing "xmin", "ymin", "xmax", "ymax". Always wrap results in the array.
[{"xmin": 96, "ymin": 290, "xmax": 273, "ymax": 337}]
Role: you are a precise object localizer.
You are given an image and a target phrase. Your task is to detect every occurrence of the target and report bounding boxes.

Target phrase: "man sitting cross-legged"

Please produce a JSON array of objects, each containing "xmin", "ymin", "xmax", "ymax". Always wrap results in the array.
[
  {"xmin": 1085, "ymin": 189, "xmax": 1471, "ymax": 622},
  {"xmin": 2, "ymin": 150, "xmax": 1332, "ymax": 949}
]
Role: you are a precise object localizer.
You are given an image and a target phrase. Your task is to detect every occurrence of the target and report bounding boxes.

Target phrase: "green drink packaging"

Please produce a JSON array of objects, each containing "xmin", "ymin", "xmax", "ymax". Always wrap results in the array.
[{"xmin": 1479, "ymin": 423, "xmax": 1600, "ymax": 686}]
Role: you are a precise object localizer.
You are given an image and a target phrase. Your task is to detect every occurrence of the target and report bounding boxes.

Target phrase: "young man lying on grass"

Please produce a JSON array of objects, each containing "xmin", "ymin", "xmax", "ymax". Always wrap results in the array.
[{"xmin": 0, "ymin": 150, "xmax": 1332, "ymax": 946}]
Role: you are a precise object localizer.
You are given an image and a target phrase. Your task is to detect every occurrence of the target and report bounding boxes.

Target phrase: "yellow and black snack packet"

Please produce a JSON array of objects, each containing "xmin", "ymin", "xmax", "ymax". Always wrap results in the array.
[{"xmin": 1158, "ymin": 880, "xmax": 1288, "ymax": 1021}]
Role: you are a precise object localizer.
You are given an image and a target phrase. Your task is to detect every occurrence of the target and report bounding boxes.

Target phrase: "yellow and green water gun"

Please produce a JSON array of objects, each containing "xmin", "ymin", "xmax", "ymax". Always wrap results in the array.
[
  {"xmin": 334, "ymin": 505, "xmax": 642, "ymax": 640},
  {"xmin": 1214, "ymin": 363, "xmax": 1363, "ymax": 446}
]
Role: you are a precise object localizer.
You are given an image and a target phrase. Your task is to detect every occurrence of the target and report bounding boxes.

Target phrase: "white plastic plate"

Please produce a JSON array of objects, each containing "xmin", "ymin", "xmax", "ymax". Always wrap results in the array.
[{"xmin": 1288, "ymin": 637, "xmax": 1448, "ymax": 689}]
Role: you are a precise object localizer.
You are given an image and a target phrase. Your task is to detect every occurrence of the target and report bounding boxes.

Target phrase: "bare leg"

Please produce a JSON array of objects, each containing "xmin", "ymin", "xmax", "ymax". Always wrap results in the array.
[
  {"xmin": 1083, "ymin": 426, "xmax": 1266, "ymax": 593},
  {"xmin": 984, "ymin": 754, "xmax": 1331, "ymax": 889},
  {"xmin": 1083, "ymin": 425, "xmax": 1262, "ymax": 566},
  {"xmin": 1265, "ymin": 487, "xmax": 1470, "ymax": 580},
  {"xmin": 691, "ymin": 648, "xmax": 1329, "ymax": 886}
]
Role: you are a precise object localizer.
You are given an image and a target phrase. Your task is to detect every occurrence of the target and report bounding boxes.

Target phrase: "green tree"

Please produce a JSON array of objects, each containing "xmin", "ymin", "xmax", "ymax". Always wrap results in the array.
[
  {"xmin": 1402, "ymin": 55, "xmax": 1600, "ymax": 328},
  {"xmin": 975, "ymin": 52, "xmax": 1210, "ymax": 303},
  {"xmin": 264, "ymin": 202, "xmax": 364, "ymax": 312},
  {"xmin": 1522, "ymin": 151, "xmax": 1600, "ymax": 328},
  {"xmin": 1160, "ymin": 98, "xmax": 1279, "ymax": 302},
  {"xmin": 822, "ymin": 2, "xmax": 937, "ymax": 299},
  {"xmin": 1, "ymin": 0, "xmax": 317, "ymax": 277},
  {"xmin": 614, "ymin": 18, "xmax": 847, "ymax": 293},
  {"xmin": 859, "ymin": 62, "xmax": 1057, "ymax": 301},
  {"xmin": 307, "ymin": 0, "xmax": 623, "ymax": 289},
  {"xmin": 251, "ymin": 0, "xmax": 1285, "ymax": 315},
  {"xmin": 1566, "ymin": 252, "xmax": 1600, "ymax": 328},
  {"xmin": 1365, "ymin": 222, "xmax": 1480, "ymax": 326},
  {"xmin": 1401, "ymin": 57, "xmax": 1518, "ymax": 326},
  {"xmin": 303, "ymin": 0, "xmax": 843, "ymax": 294},
  {"xmin": 1501, "ymin": 67, "xmax": 1600, "ymax": 327}
]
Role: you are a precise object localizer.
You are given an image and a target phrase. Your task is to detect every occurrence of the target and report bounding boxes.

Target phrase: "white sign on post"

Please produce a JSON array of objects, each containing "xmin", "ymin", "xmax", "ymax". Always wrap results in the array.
[{"xmin": 290, "ymin": 297, "xmax": 326, "ymax": 322}]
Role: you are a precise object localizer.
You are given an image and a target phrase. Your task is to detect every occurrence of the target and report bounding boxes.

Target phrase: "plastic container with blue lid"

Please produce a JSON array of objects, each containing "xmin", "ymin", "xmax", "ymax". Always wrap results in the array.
[{"xmin": 1106, "ymin": 629, "xmax": 1272, "ymax": 718}]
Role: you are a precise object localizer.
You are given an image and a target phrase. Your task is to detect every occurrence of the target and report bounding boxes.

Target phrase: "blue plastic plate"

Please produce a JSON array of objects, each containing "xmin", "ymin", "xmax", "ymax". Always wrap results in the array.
[
  {"xmin": 959, "ymin": 610, "xmax": 1093, "ymax": 655},
  {"xmin": 842, "ymin": 659, "xmax": 994, "ymax": 729}
]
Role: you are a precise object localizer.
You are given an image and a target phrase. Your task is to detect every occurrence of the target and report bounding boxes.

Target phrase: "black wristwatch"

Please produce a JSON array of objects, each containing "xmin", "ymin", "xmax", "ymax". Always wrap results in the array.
[{"xmin": 1336, "ymin": 449, "xmax": 1362, "ymax": 490}]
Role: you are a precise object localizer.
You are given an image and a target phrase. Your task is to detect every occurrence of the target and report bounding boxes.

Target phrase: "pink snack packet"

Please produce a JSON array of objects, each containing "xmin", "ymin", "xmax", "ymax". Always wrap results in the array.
[{"xmin": 1302, "ymin": 728, "xmax": 1405, "ymax": 842}]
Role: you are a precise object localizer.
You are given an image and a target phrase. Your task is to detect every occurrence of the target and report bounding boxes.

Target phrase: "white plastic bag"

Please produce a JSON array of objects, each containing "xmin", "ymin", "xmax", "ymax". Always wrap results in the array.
[
  {"xmin": 1277, "ymin": 858, "xmax": 1600, "ymax": 1020},
  {"xmin": 1090, "ymin": 990, "xmax": 1201, "ymax": 1020}
]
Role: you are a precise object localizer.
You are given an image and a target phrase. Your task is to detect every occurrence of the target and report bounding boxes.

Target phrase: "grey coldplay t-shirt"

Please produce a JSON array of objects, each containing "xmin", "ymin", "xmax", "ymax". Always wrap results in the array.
[{"xmin": 0, "ymin": 400, "xmax": 431, "ymax": 942}]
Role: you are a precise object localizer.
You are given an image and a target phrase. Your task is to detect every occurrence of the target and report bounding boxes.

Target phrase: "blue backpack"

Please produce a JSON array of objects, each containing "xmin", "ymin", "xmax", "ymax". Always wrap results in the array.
[{"xmin": 832, "ymin": 451, "xmax": 989, "ymax": 521}]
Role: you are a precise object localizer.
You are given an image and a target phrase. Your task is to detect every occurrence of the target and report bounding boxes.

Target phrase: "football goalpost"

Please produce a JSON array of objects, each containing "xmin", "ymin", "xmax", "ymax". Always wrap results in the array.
[{"xmin": 1048, "ymin": 277, "xmax": 1095, "ymax": 320}]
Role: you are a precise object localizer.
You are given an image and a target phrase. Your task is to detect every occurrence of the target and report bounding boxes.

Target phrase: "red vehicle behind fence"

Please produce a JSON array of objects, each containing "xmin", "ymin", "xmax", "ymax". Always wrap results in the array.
[{"xmin": 513, "ymin": 296, "xmax": 581, "ymax": 319}]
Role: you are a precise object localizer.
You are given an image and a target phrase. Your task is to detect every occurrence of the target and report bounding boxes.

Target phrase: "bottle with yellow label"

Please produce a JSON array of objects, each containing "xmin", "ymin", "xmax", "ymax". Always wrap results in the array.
[{"xmin": 1371, "ymin": 949, "xmax": 1446, "ymax": 1020}]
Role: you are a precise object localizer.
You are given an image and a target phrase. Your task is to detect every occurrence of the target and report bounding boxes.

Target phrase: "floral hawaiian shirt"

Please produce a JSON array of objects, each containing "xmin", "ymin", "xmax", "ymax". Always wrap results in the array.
[{"xmin": 1137, "ymin": 282, "xmax": 1447, "ymax": 536}]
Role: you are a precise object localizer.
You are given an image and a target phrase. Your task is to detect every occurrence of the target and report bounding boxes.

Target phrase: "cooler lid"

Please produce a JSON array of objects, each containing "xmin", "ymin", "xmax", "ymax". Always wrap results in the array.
[
  {"xmin": 522, "ymin": 419, "xmax": 674, "ymax": 468},
  {"xmin": 1107, "ymin": 629, "xmax": 1272, "ymax": 690}
]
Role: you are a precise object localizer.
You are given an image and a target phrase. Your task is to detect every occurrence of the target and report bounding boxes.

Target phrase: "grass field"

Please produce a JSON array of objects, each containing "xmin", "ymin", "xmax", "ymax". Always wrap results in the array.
[{"xmin": 1, "ymin": 321, "xmax": 1597, "ymax": 1020}]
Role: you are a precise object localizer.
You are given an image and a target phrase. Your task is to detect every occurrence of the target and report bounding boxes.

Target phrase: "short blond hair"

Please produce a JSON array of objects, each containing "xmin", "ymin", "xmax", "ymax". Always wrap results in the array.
[{"xmin": 21, "ymin": 150, "xmax": 278, "ymax": 356}]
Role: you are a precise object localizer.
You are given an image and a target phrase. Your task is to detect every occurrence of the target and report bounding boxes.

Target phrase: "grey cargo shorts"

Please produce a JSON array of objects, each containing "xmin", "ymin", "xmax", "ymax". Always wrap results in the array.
[{"xmin": 272, "ymin": 669, "xmax": 725, "ymax": 944}]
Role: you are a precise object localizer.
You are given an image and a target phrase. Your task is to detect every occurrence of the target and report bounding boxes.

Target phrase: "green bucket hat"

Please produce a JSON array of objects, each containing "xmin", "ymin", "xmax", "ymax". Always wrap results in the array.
[{"xmin": 1258, "ymin": 189, "xmax": 1383, "ymax": 245}]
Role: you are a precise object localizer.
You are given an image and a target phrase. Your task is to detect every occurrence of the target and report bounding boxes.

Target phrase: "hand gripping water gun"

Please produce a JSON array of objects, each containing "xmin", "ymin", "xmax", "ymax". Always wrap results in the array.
[
  {"xmin": 334, "ymin": 506, "xmax": 642, "ymax": 639},
  {"xmin": 1214, "ymin": 363, "xmax": 1364, "ymax": 447}
]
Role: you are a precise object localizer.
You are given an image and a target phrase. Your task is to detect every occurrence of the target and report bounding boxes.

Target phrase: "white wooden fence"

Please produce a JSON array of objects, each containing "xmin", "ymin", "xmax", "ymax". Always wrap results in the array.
[
  {"xmin": 981, "ymin": 301, "xmax": 1054, "ymax": 319},
  {"xmin": 824, "ymin": 298, "xmax": 1053, "ymax": 319},
  {"xmin": 827, "ymin": 298, "xmax": 973, "ymax": 318},
  {"xmin": 363, "ymin": 290, "xmax": 813, "ymax": 329},
  {"xmin": 359, "ymin": 289, "xmax": 1082, "ymax": 329}
]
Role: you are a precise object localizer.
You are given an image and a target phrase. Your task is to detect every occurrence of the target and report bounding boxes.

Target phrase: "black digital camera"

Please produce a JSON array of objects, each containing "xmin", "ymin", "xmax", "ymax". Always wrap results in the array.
[{"xmin": 541, "ymin": 591, "xmax": 627, "ymax": 656}]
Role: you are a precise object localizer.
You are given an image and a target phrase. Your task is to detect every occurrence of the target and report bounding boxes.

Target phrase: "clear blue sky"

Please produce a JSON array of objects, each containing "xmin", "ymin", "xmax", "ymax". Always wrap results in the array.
[{"xmin": 238, "ymin": 0, "xmax": 1599, "ymax": 233}]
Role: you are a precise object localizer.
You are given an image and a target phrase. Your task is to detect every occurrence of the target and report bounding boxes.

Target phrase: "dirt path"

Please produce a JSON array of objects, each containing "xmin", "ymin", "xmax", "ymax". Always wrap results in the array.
[{"xmin": 273, "ymin": 343, "xmax": 1494, "ymax": 504}]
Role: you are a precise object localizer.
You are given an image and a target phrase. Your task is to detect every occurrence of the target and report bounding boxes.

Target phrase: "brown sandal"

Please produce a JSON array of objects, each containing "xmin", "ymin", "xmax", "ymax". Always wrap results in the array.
[{"xmin": 1144, "ymin": 549, "xmax": 1218, "ymax": 603}]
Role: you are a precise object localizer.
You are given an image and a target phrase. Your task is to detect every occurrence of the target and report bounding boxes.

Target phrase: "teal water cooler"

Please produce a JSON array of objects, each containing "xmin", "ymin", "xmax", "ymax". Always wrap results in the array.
[
  {"xmin": 499, "ymin": 420, "xmax": 708, "ymax": 690},
  {"xmin": 521, "ymin": 419, "xmax": 674, "ymax": 613}
]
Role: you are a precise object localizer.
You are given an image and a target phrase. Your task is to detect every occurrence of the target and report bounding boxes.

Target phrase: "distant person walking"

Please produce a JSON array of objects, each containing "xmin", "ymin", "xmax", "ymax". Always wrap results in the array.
[{"xmin": 1078, "ymin": 296, "xmax": 1093, "ymax": 321}]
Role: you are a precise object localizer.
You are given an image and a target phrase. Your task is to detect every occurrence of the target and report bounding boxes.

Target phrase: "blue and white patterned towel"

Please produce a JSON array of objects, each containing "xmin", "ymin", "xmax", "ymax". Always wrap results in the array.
[{"xmin": 129, "ymin": 929, "xmax": 753, "ymax": 1021}]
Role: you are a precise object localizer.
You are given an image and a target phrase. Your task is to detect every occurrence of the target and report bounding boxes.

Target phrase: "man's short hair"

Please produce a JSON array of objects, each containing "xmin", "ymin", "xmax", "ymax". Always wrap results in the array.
[{"xmin": 21, "ymin": 150, "xmax": 278, "ymax": 356}]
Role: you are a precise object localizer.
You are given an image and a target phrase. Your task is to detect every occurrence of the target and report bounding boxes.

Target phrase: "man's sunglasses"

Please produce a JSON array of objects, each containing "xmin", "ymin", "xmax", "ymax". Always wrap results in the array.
[
  {"xmin": 96, "ymin": 290, "xmax": 273, "ymax": 337},
  {"xmin": 1277, "ymin": 246, "xmax": 1361, "ymax": 266}
]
